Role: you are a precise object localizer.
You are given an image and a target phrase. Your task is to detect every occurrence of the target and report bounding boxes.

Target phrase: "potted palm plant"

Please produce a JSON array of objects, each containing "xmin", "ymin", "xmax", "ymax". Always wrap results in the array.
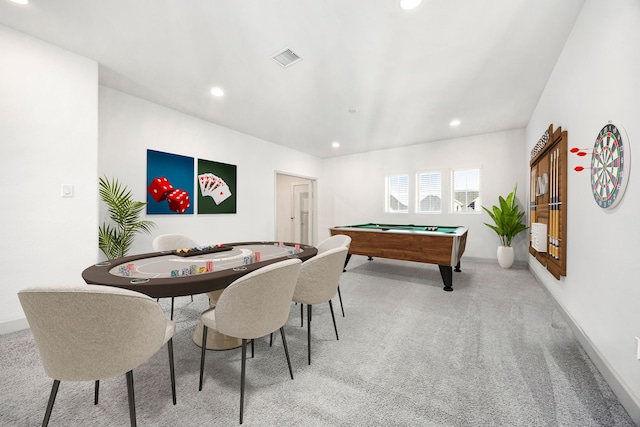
[
  {"xmin": 482, "ymin": 184, "xmax": 528, "ymax": 268},
  {"xmin": 98, "ymin": 176, "xmax": 155, "ymax": 260}
]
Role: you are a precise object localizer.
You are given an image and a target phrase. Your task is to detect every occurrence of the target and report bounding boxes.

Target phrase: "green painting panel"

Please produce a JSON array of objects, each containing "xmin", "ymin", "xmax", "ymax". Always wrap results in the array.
[{"xmin": 197, "ymin": 159, "xmax": 237, "ymax": 214}]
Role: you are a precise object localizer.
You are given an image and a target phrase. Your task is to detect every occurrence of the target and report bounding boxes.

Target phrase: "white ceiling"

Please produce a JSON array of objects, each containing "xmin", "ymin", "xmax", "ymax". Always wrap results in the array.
[{"xmin": 0, "ymin": 0, "xmax": 585, "ymax": 158}]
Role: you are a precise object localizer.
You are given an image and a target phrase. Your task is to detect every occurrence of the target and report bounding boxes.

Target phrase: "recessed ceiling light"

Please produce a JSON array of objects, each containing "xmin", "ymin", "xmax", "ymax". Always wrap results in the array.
[
  {"xmin": 348, "ymin": 108, "xmax": 358, "ymax": 114},
  {"xmin": 11, "ymin": 0, "xmax": 29, "ymax": 4},
  {"xmin": 450, "ymin": 119, "xmax": 461, "ymax": 127},
  {"xmin": 332, "ymin": 142, "xmax": 340, "ymax": 148},
  {"xmin": 400, "ymin": 0, "xmax": 422, "ymax": 10},
  {"xmin": 210, "ymin": 87, "xmax": 224, "ymax": 97}
]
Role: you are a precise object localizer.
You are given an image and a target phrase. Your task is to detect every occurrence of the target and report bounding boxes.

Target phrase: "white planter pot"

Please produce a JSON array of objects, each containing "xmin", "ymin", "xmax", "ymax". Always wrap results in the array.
[{"xmin": 497, "ymin": 246, "xmax": 515, "ymax": 269}]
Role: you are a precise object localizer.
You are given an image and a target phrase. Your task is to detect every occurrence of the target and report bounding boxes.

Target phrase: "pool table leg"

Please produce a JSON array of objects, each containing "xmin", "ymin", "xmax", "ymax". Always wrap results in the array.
[{"xmin": 438, "ymin": 265, "xmax": 454, "ymax": 292}]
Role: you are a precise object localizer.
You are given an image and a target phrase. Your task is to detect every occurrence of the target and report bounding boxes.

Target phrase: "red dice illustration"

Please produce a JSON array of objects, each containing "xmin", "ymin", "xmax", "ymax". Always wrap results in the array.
[
  {"xmin": 147, "ymin": 177, "xmax": 174, "ymax": 202},
  {"xmin": 166, "ymin": 189, "xmax": 190, "ymax": 214}
]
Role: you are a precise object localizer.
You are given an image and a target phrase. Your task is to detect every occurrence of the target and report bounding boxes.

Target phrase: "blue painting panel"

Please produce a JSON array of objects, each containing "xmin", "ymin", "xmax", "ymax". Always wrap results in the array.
[{"xmin": 146, "ymin": 149, "xmax": 194, "ymax": 214}]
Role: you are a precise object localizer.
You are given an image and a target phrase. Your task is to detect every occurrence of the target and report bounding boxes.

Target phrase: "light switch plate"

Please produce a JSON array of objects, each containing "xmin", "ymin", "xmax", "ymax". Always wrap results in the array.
[{"xmin": 61, "ymin": 184, "xmax": 74, "ymax": 198}]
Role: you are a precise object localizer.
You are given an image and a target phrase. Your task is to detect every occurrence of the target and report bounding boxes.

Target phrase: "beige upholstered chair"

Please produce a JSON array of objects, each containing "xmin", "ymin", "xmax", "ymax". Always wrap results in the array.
[
  {"xmin": 152, "ymin": 233, "xmax": 199, "ymax": 252},
  {"xmin": 293, "ymin": 246, "xmax": 349, "ymax": 365},
  {"xmin": 199, "ymin": 258, "xmax": 302, "ymax": 424},
  {"xmin": 315, "ymin": 234, "xmax": 351, "ymax": 316},
  {"xmin": 316, "ymin": 234, "xmax": 351, "ymax": 253},
  {"xmin": 18, "ymin": 285, "xmax": 176, "ymax": 427},
  {"xmin": 152, "ymin": 233, "xmax": 199, "ymax": 319}
]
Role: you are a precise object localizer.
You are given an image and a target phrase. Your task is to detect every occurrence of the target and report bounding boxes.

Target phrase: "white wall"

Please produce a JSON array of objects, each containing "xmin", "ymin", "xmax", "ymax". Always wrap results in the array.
[
  {"xmin": 0, "ymin": 25, "xmax": 98, "ymax": 332},
  {"xmin": 526, "ymin": 0, "xmax": 640, "ymax": 422},
  {"xmin": 318, "ymin": 129, "xmax": 529, "ymax": 262},
  {"xmin": 99, "ymin": 87, "xmax": 322, "ymax": 256}
]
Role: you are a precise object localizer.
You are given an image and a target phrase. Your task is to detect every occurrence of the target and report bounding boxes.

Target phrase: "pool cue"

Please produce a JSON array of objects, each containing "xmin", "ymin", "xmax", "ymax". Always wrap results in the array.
[
  {"xmin": 553, "ymin": 149, "xmax": 558, "ymax": 259},
  {"xmin": 549, "ymin": 151, "xmax": 556, "ymax": 258},
  {"xmin": 553, "ymin": 149, "xmax": 557, "ymax": 259},
  {"xmin": 547, "ymin": 152, "xmax": 552, "ymax": 255},
  {"xmin": 553, "ymin": 148, "xmax": 559, "ymax": 260},
  {"xmin": 555, "ymin": 147, "xmax": 561, "ymax": 261},
  {"xmin": 549, "ymin": 150, "xmax": 555, "ymax": 258},
  {"xmin": 530, "ymin": 169, "xmax": 536, "ymax": 243}
]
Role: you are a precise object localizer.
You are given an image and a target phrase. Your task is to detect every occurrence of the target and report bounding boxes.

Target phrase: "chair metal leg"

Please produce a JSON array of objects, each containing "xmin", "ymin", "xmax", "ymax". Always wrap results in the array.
[
  {"xmin": 300, "ymin": 303, "xmax": 303, "ymax": 327},
  {"xmin": 167, "ymin": 338, "xmax": 176, "ymax": 405},
  {"xmin": 199, "ymin": 326, "xmax": 208, "ymax": 391},
  {"xmin": 307, "ymin": 304, "xmax": 312, "ymax": 365},
  {"xmin": 94, "ymin": 380, "xmax": 99, "ymax": 405},
  {"xmin": 170, "ymin": 297, "xmax": 175, "ymax": 320},
  {"xmin": 269, "ymin": 332, "xmax": 273, "ymax": 347},
  {"xmin": 337, "ymin": 285, "xmax": 345, "ymax": 317},
  {"xmin": 125, "ymin": 370, "xmax": 137, "ymax": 427},
  {"xmin": 42, "ymin": 379, "xmax": 60, "ymax": 427},
  {"xmin": 251, "ymin": 339, "xmax": 254, "ymax": 358},
  {"xmin": 240, "ymin": 338, "xmax": 247, "ymax": 424},
  {"xmin": 280, "ymin": 327, "xmax": 294, "ymax": 380},
  {"xmin": 329, "ymin": 300, "xmax": 339, "ymax": 340}
]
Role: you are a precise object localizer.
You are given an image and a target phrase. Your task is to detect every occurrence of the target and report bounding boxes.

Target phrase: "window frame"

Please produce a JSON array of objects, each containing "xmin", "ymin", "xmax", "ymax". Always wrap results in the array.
[
  {"xmin": 385, "ymin": 174, "xmax": 409, "ymax": 213},
  {"xmin": 416, "ymin": 171, "xmax": 442, "ymax": 214},
  {"xmin": 451, "ymin": 168, "xmax": 481, "ymax": 213}
]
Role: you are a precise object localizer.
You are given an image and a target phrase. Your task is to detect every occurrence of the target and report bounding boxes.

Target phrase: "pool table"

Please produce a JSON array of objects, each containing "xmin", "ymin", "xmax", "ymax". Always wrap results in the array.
[{"xmin": 329, "ymin": 224, "xmax": 468, "ymax": 291}]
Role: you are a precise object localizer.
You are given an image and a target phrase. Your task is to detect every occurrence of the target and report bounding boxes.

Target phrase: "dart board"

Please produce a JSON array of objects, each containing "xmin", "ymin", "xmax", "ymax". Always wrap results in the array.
[{"xmin": 590, "ymin": 123, "xmax": 631, "ymax": 209}]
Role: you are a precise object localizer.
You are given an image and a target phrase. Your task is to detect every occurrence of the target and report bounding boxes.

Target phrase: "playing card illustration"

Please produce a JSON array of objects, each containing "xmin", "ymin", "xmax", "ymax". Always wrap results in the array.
[
  {"xmin": 197, "ymin": 159, "xmax": 236, "ymax": 214},
  {"xmin": 198, "ymin": 172, "xmax": 232, "ymax": 205},
  {"xmin": 212, "ymin": 184, "xmax": 232, "ymax": 205}
]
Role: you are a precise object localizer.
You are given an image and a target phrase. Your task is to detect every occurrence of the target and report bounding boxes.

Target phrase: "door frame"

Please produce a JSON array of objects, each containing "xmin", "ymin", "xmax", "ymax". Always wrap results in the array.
[{"xmin": 274, "ymin": 172, "xmax": 317, "ymax": 245}]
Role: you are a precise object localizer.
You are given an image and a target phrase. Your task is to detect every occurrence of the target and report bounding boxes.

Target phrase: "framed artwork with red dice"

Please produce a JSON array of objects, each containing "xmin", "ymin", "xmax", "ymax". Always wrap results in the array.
[{"xmin": 146, "ymin": 149, "xmax": 194, "ymax": 214}]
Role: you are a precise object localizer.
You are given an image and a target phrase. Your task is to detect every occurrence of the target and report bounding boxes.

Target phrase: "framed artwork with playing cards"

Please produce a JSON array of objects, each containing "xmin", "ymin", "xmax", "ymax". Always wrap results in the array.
[
  {"xmin": 197, "ymin": 158, "xmax": 237, "ymax": 214},
  {"xmin": 146, "ymin": 149, "xmax": 194, "ymax": 215}
]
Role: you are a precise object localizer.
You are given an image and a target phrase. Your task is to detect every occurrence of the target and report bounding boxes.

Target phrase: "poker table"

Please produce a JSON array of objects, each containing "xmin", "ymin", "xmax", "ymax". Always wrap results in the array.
[
  {"xmin": 82, "ymin": 241, "xmax": 317, "ymax": 350},
  {"xmin": 82, "ymin": 241, "xmax": 316, "ymax": 298},
  {"xmin": 329, "ymin": 224, "xmax": 468, "ymax": 291}
]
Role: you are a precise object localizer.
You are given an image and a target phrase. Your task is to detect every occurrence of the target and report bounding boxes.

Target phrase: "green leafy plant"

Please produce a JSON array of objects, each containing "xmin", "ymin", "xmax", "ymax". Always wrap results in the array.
[
  {"xmin": 98, "ymin": 176, "xmax": 155, "ymax": 259},
  {"xmin": 482, "ymin": 184, "xmax": 528, "ymax": 247}
]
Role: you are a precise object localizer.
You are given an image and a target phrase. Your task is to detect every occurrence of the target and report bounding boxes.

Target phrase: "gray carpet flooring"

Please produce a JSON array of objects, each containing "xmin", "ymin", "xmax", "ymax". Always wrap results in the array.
[{"xmin": 0, "ymin": 257, "xmax": 635, "ymax": 426}]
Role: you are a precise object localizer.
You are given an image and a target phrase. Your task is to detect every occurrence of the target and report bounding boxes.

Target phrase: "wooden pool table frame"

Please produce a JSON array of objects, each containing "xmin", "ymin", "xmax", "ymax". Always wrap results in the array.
[{"xmin": 330, "ymin": 224, "xmax": 468, "ymax": 291}]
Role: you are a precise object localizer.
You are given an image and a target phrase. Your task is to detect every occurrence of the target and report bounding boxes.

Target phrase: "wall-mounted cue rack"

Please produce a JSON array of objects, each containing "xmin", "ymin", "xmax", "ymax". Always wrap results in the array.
[{"xmin": 529, "ymin": 124, "xmax": 567, "ymax": 280}]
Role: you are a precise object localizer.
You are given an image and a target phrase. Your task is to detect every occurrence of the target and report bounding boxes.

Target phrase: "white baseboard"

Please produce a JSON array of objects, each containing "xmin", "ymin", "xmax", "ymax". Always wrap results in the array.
[
  {"xmin": 460, "ymin": 256, "xmax": 528, "ymax": 267},
  {"xmin": 529, "ymin": 263, "xmax": 640, "ymax": 425},
  {"xmin": 0, "ymin": 317, "xmax": 29, "ymax": 335}
]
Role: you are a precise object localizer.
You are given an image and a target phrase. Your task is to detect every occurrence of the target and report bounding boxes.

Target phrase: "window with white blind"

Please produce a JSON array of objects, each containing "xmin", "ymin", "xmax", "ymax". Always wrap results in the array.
[
  {"xmin": 452, "ymin": 168, "xmax": 481, "ymax": 213},
  {"xmin": 385, "ymin": 174, "xmax": 409, "ymax": 213},
  {"xmin": 417, "ymin": 172, "xmax": 442, "ymax": 213}
]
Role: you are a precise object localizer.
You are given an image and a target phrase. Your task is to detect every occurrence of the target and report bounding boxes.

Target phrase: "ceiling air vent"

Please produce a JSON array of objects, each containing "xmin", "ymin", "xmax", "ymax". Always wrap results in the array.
[{"xmin": 271, "ymin": 48, "xmax": 303, "ymax": 68}]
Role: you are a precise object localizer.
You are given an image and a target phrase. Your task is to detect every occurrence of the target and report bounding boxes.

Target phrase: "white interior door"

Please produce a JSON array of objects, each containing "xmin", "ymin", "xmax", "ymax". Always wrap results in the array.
[{"xmin": 291, "ymin": 181, "xmax": 312, "ymax": 245}]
